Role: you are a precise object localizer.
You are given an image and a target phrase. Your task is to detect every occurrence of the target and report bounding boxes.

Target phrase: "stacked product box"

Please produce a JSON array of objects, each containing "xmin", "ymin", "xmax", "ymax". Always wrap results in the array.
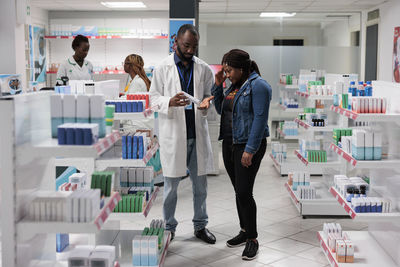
[
  {"xmin": 28, "ymin": 189, "xmax": 101, "ymax": 223},
  {"xmin": 120, "ymin": 167, "xmax": 154, "ymax": 188},
  {"xmin": 122, "ymin": 132, "xmax": 151, "ymax": 160},
  {"xmin": 281, "ymin": 121, "xmax": 298, "ymax": 136},
  {"xmin": 288, "ymin": 171, "xmax": 310, "ymax": 190},
  {"xmin": 307, "ymin": 150, "xmax": 327, "ymax": 163},
  {"xmin": 271, "ymin": 142, "xmax": 287, "ymax": 163},
  {"xmin": 333, "ymin": 128, "xmax": 352, "ymax": 146},
  {"xmin": 113, "ymin": 192, "xmax": 147, "ymax": 213},
  {"xmin": 299, "ymin": 139, "xmax": 320, "ymax": 157},
  {"xmin": 133, "ymin": 219, "xmax": 165, "ymax": 266},
  {"xmin": 106, "ymin": 93, "xmax": 149, "ymax": 113},
  {"xmin": 323, "ymin": 223, "xmax": 354, "ymax": 263},
  {"xmin": 57, "ymin": 123, "xmax": 99, "ymax": 145},
  {"xmin": 68, "ymin": 245, "xmax": 116, "ymax": 267},
  {"xmin": 51, "ymin": 94, "xmax": 106, "ymax": 138},
  {"xmin": 336, "ymin": 129, "xmax": 382, "ymax": 160},
  {"xmin": 91, "ymin": 171, "xmax": 115, "ymax": 197},
  {"xmin": 334, "ymin": 175, "xmax": 391, "ymax": 213}
]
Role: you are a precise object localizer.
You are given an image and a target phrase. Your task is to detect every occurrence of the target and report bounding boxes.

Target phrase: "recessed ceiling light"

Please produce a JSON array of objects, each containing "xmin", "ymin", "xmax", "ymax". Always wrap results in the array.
[
  {"xmin": 101, "ymin": 2, "xmax": 147, "ymax": 8},
  {"xmin": 260, "ymin": 12, "xmax": 296, "ymax": 18}
]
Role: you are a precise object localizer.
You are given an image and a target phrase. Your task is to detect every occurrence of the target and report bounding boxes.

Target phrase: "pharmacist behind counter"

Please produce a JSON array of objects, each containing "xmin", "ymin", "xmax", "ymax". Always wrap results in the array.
[{"xmin": 56, "ymin": 35, "xmax": 93, "ymax": 81}]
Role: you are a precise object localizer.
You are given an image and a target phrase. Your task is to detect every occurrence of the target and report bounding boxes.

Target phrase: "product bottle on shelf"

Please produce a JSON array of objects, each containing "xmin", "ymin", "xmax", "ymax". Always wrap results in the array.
[
  {"xmin": 365, "ymin": 81, "xmax": 373, "ymax": 97},
  {"xmin": 357, "ymin": 81, "xmax": 365, "ymax": 96},
  {"xmin": 348, "ymin": 81, "xmax": 355, "ymax": 110}
]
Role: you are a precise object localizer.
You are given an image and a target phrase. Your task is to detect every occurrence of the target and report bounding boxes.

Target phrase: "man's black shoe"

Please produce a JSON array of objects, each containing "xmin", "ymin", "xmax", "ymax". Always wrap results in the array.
[
  {"xmin": 170, "ymin": 231, "xmax": 175, "ymax": 241},
  {"xmin": 242, "ymin": 239, "xmax": 259, "ymax": 260},
  {"xmin": 194, "ymin": 228, "xmax": 216, "ymax": 244},
  {"xmin": 226, "ymin": 230, "xmax": 247, "ymax": 248}
]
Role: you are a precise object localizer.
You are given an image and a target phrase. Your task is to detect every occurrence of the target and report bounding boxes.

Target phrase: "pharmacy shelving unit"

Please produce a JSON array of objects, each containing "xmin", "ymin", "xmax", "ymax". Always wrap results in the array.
[
  {"xmin": 317, "ymin": 81, "xmax": 400, "ymax": 267},
  {"xmin": 0, "ymin": 92, "xmax": 167, "ymax": 267},
  {"xmin": 0, "ymin": 92, "xmax": 125, "ymax": 266},
  {"xmin": 279, "ymin": 82, "xmax": 350, "ymax": 217},
  {"xmin": 317, "ymin": 231, "xmax": 398, "ymax": 267},
  {"xmin": 284, "ymin": 178, "xmax": 348, "ymax": 217},
  {"xmin": 270, "ymin": 153, "xmax": 326, "ymax": 176}
]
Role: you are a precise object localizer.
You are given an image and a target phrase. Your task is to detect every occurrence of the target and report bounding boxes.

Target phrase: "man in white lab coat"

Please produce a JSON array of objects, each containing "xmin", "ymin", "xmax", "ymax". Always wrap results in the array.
[{"xmin": 150, "ymin": 24, "xmax": 216, "ymax": 244}]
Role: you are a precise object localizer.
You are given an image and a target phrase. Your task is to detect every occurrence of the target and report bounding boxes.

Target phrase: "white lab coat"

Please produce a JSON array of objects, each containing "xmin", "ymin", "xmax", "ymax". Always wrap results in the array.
[
  {"xmin": 56, "ymin": 56, "xmax": 93, "ymax": 81},
  {"xmin": 150, "ymin": 54, "xmax": 215, "ymax": 178},
  {"xmin": 126, "ymin": 74, "xmax": 148, "ymax": 93}
]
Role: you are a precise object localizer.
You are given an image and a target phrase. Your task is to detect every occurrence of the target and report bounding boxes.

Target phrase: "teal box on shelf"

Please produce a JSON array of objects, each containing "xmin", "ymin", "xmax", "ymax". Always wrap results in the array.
[
  {"xmin": 352, "ymin": 145, "xmax": 365, "ymax": 160},
  {"xmin": 364, "ymin": 147, "xmax": 373, "ymax": 160},
  {"xmin": 63, "ymin": 117, "xmax": 76, "ymax": 124},
  {"xmin": 77, "ymin": 118, "xmax": 90, "ymax": 123},
  {"xmin": 373, "ymin": 147, "xmax": 382, "ymax": 160}
]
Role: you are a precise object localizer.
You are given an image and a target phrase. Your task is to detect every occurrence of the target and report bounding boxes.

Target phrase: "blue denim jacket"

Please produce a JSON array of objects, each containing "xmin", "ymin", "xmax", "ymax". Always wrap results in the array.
[{"xmin": 212, "ymin": 71, "xmax": 272, "ymax": 154}]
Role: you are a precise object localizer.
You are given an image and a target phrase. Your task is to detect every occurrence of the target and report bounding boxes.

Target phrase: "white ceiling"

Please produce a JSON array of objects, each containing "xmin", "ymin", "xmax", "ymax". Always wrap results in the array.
[
  {"xmin": 31, "ymin": 0, "xmax": 388, "ymax": 25},
  {"xmin": 31, "ymin": 0, "xmax": 389, "ymax": 12}
]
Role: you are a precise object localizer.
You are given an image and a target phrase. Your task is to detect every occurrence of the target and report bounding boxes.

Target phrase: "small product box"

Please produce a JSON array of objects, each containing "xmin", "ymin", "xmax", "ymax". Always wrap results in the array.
[
  {"xmin": 344, "ymin": 240, "xmax": 354, "ymax": 263},
  {"xmin": 352, "ymin": 130, "xmax": 365, "ymax": 160},
  {"xmin": 373, "ymin": 132, "xmax": 382, "ymax": 160},
  {"xmin": 129, "ymin": 168, "xmax": 137, "ymax": 187},
  {"xmin": 140, "ymin": 236, "xmax": 149, "ymax": 266},
  {"xmin": 89, "ymin": 95, "xmax": 106, "ymax": 138},
  {"xmin": 364, "ymin": 131, "xmax": 373, "ymax": 160},
  {"xmin": 148, "ymin": 235, "xmax": 158, "ymax": 265},
  {"xmin": 336, "ymin": 240, "xmax": 346, "ymax": 263},
  {"xmin": 76, "ymin": 94, "xmax": 90, "ymax": 123},
  {"xmin": 63, "ymin": 94, "xmax": 76, "ymax": 123}
]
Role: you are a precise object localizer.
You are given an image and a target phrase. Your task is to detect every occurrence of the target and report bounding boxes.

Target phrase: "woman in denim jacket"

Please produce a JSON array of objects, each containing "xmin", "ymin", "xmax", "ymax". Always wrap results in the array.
[{"xmin": 211, "ymin": 49, "xmax": 272, "ymax": 261}]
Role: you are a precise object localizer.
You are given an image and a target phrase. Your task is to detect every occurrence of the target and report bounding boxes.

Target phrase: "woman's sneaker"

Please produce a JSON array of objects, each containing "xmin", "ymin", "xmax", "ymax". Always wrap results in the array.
[
  {"xmin": 242, "ymin": 239, "xmax": 259, "ymax": 260},
  {"xmin": 226, "ymin": 231, "xmax": 247, "ymax": 248}
]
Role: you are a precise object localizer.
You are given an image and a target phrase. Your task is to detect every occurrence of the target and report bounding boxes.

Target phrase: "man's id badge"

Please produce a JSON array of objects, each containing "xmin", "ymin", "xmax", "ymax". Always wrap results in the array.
[{"xmin": 185, "ymin": 102, "xmax": 193, "ymax": 110}]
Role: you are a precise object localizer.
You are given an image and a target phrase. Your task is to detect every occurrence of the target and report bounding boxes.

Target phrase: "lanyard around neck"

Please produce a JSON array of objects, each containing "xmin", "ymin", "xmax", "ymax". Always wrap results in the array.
[{"xmin": 177, "ymin": 63, "xmax": 193, "ymax": 92}]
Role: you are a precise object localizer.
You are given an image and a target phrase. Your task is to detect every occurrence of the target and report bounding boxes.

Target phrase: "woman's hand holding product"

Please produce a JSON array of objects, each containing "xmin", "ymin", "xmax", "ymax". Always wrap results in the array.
[{"xmin": 241, "ymin": 151, "xmax": 253, "ymax": 168}]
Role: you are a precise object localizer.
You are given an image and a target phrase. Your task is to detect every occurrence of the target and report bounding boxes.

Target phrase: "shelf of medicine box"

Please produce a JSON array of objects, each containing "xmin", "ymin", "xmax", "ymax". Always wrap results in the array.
[
  {"xmin": 277, "ymin": 127, "xmax": 298, "ymax": 140},
  {"xmin": 44, "ymin": 35, "xmax": 168, "ymax": 40},
  {"xmin": 108, "ymin": 186, "xmax": 160, "ymax": 220},
  {"xmin": 107, "ymin": 230, "xmax": 171, "ymax": 267},
  {"xmin": 285, "ymin": 180, "xmax": 349, "ymax": 216},
  {"xmin": 294, "ymin": 118, "xmax": 338, "ymax": 132},
  {"xmin": 95, "ymin": 141, "xmax": 159, "ymax": 170},
  {"xmin": 270, "ymin": 154, "xmax": 328, "ymax": 176},
  {"xmin": 330, "ymin": 105, "xmax": 400, "ymax": 122},
  {"xmin": 294, "ymin": 150, "xmax": 339, "ymax": 167},
  {"xmin": 26, "ymin": 260, "xmax": 120, "ymax": 267},
  {"xmin": 318, "ymin": 231, "xmax": 398, "ymax": 267},
  {"xmin": 22, "ymin": 131, "xmax": 121, "ymax": 160},
  {"xmin": 329, "ymin": 186, "xmax": 400, "ymax": 221},
  {"xmin": 329, "ymin": 143, "xmax": 400, "ymax": 169},
  {"xmin": 16, "ymin": 192, "xmax": 121, "ymax": 242}
]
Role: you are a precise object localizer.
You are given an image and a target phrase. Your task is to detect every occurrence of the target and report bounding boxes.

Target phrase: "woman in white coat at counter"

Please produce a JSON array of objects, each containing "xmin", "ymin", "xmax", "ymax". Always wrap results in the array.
[
  {"xmin": 149, "ymin": 24, "xmax": 216, "ymax": 243},
  {"xmin": 56, "ymin": 35, "xmax": 93, "ymax": 82}
]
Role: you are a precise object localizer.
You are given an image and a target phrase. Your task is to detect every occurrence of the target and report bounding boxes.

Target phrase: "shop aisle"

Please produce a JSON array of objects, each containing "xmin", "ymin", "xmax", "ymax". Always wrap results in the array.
[{"xmin": 122, "ymin": 146, "xmax": 367, "ymax": 267}]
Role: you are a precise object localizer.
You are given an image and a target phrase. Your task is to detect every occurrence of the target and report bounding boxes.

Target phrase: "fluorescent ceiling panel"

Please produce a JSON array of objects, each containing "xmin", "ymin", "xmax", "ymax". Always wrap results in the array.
[{"xmin": 101, "ymin": 2, "xmax": 146, "ymax": 8}]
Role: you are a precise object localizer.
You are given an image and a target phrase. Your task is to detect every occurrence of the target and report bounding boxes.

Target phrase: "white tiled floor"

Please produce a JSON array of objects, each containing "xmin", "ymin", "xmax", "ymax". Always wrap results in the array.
[{"xmin": 127, "ymin": 146, "xmax": 368, "ymax": 267}]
